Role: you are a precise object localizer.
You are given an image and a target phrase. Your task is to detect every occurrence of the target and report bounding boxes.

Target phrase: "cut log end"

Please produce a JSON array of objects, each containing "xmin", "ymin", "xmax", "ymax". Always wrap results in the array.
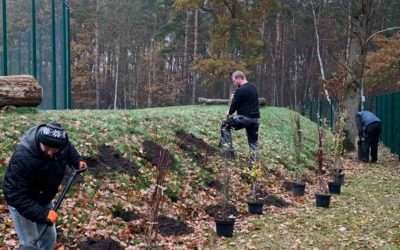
[{"xmin": 0, "ymin": 75, "xmax": 42, "ymax": 107}]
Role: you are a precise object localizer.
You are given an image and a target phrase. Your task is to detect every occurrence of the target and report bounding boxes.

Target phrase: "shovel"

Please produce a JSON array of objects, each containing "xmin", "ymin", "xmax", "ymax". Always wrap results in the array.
[{"xmin": 31, "ymin": 167, "xmax": 87, "ymax": 247}]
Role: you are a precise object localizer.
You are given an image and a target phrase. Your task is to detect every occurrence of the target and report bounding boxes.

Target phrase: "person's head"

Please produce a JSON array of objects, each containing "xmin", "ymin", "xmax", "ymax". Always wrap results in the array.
[
  {"xmin": 37, "ymin": 122, "xmax": 68, "ymax": 158},
  {"xmin": 231, "ymin": 70, "xmax": 247, "ymax": 87}
]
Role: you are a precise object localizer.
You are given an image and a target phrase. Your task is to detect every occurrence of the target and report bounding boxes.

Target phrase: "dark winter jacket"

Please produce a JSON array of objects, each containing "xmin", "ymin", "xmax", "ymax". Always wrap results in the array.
[
  {"xmin": 356, "ymin": 111, "xmax": 381, "ymax": 136},
  {"xmin": 228, "ymin": 83, "xmax": 260, "ymax": 119},
  {"xmin": 2, "ymin": 124, "xmax": 80, "ymax": 224}
]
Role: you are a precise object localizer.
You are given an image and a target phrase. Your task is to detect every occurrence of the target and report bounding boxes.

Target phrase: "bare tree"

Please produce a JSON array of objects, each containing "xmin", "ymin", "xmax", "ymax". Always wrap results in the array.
[
  {"xmin": 192, "ymin": 9, "xmax": 199, "ymax": 104},
  {"xmin": 310, "ymin": 0, "xmax": 331, "ymax": 104}
]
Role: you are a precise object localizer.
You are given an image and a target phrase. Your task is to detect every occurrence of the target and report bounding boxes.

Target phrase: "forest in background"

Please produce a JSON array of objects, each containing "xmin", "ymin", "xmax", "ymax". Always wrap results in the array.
[
  {"xmin": 69, "ymin": 0, "xmax": 400, "ymax": 109},
  {"xmin": 3, "ymin": 0, "xmax": 400, "ymax": 109}
]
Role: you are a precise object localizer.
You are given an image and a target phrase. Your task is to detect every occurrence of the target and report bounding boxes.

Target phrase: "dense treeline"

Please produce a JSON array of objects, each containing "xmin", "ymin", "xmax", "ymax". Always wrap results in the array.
[{"xmin": 4, "ymin": 0, "xmax": 399, "ymax": 109}]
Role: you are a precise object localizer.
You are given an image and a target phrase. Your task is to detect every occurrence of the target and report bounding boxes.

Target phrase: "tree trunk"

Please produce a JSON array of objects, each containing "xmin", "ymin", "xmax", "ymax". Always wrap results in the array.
[
  {"xmin": 113, "ymin": 44, "xmax": 120, "ymax": 110},
  {"xmin": 0, "ymin": 75, "xmax": 42, "ymax": 107},
  {"xmin": 95, "ymin": 0, "xmax": 101, "ymax": 109},
  {"xmin": 343, "ymin": 0, "xmax": 374, "ymax": 150},
  {"xmin": 192, "ymin": 9, "xmax": 199, "ymax": 105},
  {"xmin": 274, "ymin": 12, "xmax": 281, "ymax": 106},
  {"xmin": 279, "ymin": 22, "xmax": 286, "ymax": 106},
  {"xmin": 311, "ymin": 1, "xmax": 326, "ymax": 81},
  {"xmin": 147, "ymin": 43, "xmax": 153, "ymax": 107},
  {"xmin": 183, "ymin": 10, "xmax": 191, "ymax": 101},
  {"xmin": 311, "ymin": 0, "xmax": 330, "ymax": 104},
  {"xmin": 345, "ymin": 0, "xmax": 352, "ymax": 66}
]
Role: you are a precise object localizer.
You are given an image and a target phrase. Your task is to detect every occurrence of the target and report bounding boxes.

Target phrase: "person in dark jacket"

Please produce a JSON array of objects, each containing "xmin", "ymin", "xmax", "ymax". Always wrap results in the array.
[
  {"xmin": 356, "ymin": 110, "xmax": 382, "ymax": 163},
  {"xmin": 2, "ymin": 122, "xmax": 87, "ymax": 250},
  {"xmin": 220, "ymin": 71, "xmax": 260, "ymax": 163}
]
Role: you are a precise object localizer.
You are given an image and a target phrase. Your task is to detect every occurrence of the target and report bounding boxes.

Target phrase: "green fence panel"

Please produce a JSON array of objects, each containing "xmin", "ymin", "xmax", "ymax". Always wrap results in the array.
[
  {"xmin": 387, "ymin": 95, "xmax": 393, "ymax": 150},
  {"xmin": 305, "ymin": 92, "xmax": 400, "ymax": 157},
  {"xmin": 392, "ymin": 93, "xmax": 400, "ymax": 155},
  {"xmin": 303, "ymin": 100, "xmax": 336, "ymax": 129}
]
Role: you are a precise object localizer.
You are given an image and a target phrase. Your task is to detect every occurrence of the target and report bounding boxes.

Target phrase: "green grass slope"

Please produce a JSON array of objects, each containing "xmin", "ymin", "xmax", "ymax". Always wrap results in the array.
[
  {"xmin": 0, "ymin": 106, "xmax": 324, "ymax": 178},
  {"xmin": 0, "ymin": 106, "xmax": 330, "ymax": 247}
]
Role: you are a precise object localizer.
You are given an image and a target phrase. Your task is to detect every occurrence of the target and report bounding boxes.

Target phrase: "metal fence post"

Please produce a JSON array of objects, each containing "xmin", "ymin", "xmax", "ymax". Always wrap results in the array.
[
  {"xmin": 67, "ymin": 0, "xmax": 72, "ymax": 108},
  {"xmin": 2, "ymin": 0, "xmax": 8, "ymax": 75},
  {"xmin": 51, "ymin": 0, "xmax": 57, "ymax": 109},
  {"xmin": 32, "ymin": 0, "xmax": 37, "ymax": 78},
  {"xmin": 394, "ymin": 93, "xmax": 400, "ymax": 155},
  {"xmin": 62, "ymin": 0, "xmax": 71, "ymax": 109},
  {"xmin": 387, "ymin": 94, "xmax": 393, "ymax": 150}
]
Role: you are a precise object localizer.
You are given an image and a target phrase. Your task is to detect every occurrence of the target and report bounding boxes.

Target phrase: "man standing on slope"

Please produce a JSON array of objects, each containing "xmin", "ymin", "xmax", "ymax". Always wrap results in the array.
[
  {"xmin": 220, "ymin": 71, "xmax": 260, "ymax": 163},
  {"xmin": 2, "ymin": 122, "xmax": 87, "ymax": 250}
]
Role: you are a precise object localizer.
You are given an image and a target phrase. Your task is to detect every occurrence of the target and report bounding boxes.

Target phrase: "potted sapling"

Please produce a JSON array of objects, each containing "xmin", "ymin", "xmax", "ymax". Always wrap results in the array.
[
  {"xmin": 315, "ymin": 176, "xmax": 331, "ymax": 208},
  {"xmin": 246, "ymin": 162, "xmax": 264, "ymax": 214},
  {"xmin": 329, "ymin": 112, "xmax": 346, "ymax": 194},
  {"xmin": 291, "ymin": 168, "xmax": 306, "ymax": 196},
  {"xmin": 328, "ymin": 159, "xmax": 343, "ymax": 194},
  {"xmin": 291, "ymin": 112, "xmax": 306, "ymax": 196},
  {"xmin": 314, "ymin": 118, "xmax": 331, "ymax": 207},
  {"xmin": 214, "ymin": 164, "xmax": 236, "ymax": 237}
]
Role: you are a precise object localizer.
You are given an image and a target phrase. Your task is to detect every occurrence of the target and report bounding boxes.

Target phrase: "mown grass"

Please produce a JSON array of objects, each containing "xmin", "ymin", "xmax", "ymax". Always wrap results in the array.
[{"xmin": 219, "ymin": 164, "xmax": 400, "ymax": 249}]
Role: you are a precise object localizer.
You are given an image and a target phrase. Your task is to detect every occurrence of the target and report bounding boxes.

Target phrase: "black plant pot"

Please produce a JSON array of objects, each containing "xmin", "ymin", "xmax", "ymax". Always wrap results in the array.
[
  {"xmin": 328, "ymin": 182, "xmax": 341, "ymax": 194},
  {"xmin": 315, "ymin": 193, "xmax": 331, "ymax": 208},
  {"xmin": 292, "ymin": 182, "xmax": 306, "ymax": 196},
  {"xmin": 333, "ymin": 173, "xmax": 345, "ymax": 185},
  {"xmin": 247, "ymin": 201, "xmax": 264, "ymax": 214},
  {"xmin": 215, "ymin": 218, "xmax": 235, "ymax": 237}
]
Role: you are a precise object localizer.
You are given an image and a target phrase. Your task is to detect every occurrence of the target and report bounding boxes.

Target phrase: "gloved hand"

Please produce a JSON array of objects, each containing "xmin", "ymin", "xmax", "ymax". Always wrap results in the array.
[{"xmin": 47, "ymin": 210, "xmax": 58, "ymax": 224}]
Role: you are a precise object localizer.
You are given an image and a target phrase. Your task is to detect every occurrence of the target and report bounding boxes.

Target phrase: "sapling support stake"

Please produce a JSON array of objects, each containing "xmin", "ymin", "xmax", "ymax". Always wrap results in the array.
[{"xmin": 222, "ymin": 163, "xmax": 231, "ymax": 217}]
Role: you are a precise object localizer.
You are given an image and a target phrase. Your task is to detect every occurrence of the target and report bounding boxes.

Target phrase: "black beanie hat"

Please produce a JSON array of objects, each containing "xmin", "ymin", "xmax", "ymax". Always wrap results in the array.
[{"xmin": 37, "ymin": 122, "xmax": 68, "ymax": 149}]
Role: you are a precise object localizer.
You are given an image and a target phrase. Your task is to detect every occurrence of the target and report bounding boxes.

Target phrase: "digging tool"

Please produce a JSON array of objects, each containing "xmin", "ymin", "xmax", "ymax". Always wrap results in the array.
[{"xmin": 31, "ymin": 166, "xmax": 87, "ymax": 247}]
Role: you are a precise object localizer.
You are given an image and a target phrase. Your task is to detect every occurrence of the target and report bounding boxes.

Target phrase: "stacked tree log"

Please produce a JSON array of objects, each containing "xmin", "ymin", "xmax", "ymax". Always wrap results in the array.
[
  {"xmin": 198, "ymin": 97, "xmax": 267, "ymax": 106},
  {"xmin": 0, "ymin": 75, "xmax": 42, "ymax": 107}
]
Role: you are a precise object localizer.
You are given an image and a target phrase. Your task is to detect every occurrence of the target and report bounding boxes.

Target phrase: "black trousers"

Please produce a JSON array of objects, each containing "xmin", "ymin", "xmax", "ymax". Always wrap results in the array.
[
  {"xmin": 360, "ymin": 122, "xmax": 382, "ymax": 163},
  {"xmin": 220, "ymin": 115, "xmax": 259, "ymax": 151}
]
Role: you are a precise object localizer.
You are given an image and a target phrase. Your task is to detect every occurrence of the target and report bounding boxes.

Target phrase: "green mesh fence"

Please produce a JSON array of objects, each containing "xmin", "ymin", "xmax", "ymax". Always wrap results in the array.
[
  {"xmin": 367, "ymin": 92, "xmax": 400, "ymax": 156},
  {"xmin": 305, "ymin": 93, "xmax": 400, "ymax": 157},
  {"xmin": 0, "ymin": 0, "xmax": 71, "ymax": 109},
  {"xmin": 303, "ymin": 99, "xmax": 337, "ymax": 128}
]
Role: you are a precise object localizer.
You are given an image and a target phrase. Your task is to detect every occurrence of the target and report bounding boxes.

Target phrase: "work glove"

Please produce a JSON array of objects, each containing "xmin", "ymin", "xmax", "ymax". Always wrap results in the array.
[{"xmin": 47, "ymin": 210, "xmax": 58, "ymax": 224}]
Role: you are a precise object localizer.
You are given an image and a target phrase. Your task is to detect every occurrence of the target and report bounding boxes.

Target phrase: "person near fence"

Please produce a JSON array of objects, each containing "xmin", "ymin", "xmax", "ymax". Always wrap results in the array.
[
  {"xmin": 219, "ymin": 70, "xmax": 260, "ymax": 163},
  {"xmin": 356, "ymin": 110, "xmax": 382, "ymax": 163},
  {"xmin": 2, "ymin": 122, "xmax": 87, "ymax": 250}
]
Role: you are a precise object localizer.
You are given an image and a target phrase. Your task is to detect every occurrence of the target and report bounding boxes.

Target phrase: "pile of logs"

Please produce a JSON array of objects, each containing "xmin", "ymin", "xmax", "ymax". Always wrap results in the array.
[
  {"xmin": 0, "ymin": 75, "xmax": 42, "ymax": 108},
  {"xmin": 198, "ymin": 97, "xmax": 267, "ymax": 106}
]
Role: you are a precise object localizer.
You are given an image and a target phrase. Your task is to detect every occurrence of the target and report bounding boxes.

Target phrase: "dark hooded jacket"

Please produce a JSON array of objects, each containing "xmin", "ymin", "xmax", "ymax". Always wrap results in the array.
[{"xmin": 2, "ymin": 124, "xmax": 80, "ymax": 224}]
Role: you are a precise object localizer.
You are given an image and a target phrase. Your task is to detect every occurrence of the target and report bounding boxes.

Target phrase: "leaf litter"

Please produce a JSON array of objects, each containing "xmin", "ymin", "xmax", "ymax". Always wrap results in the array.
[{"xmin": 1, "ymin": 108, "xmax": 399, "ymax": 249}]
